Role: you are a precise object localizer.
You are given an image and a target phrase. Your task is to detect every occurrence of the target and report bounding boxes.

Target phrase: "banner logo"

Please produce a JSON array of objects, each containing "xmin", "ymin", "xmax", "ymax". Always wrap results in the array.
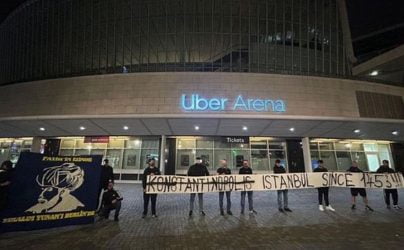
[{"xmin": 26, "ymin": 163, "xmax": 85, "ymax": 214}]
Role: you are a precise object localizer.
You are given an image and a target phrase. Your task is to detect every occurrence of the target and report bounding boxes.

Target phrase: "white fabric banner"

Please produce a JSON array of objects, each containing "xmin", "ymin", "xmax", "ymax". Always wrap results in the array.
[{"xmin": 146, "ymin": 172, "xmax": 404, "ymax": 194}]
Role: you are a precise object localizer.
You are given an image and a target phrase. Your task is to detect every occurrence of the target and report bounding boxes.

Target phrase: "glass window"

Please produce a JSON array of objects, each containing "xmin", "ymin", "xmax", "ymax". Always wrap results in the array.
[
  {"xmin": 378, "ymin": 144, "xmax": 392, "ymax": 167},
  {"xmin": 232, "ymin": 149, "xmax": 250, "ymax": 168},
  {"xmin": 196, "ymin": 149, "xmax": 214, "ymax": 170},
  {"xmin": 214, "ymin": 140, "xmax": 231, "ymax": 149},
  {"xmin": 336, "ymin": 151, "xmax": 351, "ymax": 170},
  {"xmin": 126, "ymin": 138, "xmax": 142, "ymax": 149},
  {"xmin": 309, "ymin": 142, "xmax": 318, "ymax": 150},
  {"xmin": 177, "ymin": 149, "xmax": 194, "ymax": 170},
  {"xmin": 351, "ymin": 152, "xmax": 367, "ymax": 171},
  {"xmin": 269, "ymin": 142, "xmax": 286, "ymax": 150},
  {"xmin": 251, "ymin": 149, "xmax": 269, "ymax": 171},
  {"xmin": 366, "ymin": 154, "xmax": 379, "ymax": 172},
  {"xmin": 251, "ymin": 140, "xmax": 267, "ymax": 149},
  {"xmin": 319, "ymin": 151, "xmax": 337, "ymax": 171},
  {"xmin": 123, "ymin": 149, "xmax": 141, "ymax": 169},
  {"xmin": 91, "ymin": 149, "xmax": 106, "ymax": 156},
  {"xmin": 106, "ymin": 149, "xmax": 123, "ymax": 169},
  {"xmin": 319, "ymin": 142, "xmax": 334, "ymax": 151},
  {"xmin": 108, "ymin": 138, "xmax": 125, "ymax": 148},
  {"xmin": 335, "ymin": 142, "xmax": 352, "ymax": 151},
  {"xmin": 350, "ymin": 143, "xmax": 363, "ymax": 151},
  {"xmin": 214, "ymin": 150, "xmax": 232, "ymax": 169},
  {"xmin": 75, "ymin": 149, "xmax": 91, "ymax": 156},
  {"xmin": 364, "ymin": 143, "xmax": 378, "ymax": 152},
  {"xmin": 142, "ymin": 139, "xmax": 159, "ymax": 149},
  {"xmin": 140, "ymin": 149, "xmax": 159, "ymax": 169},
  {"xmin": 60, "ymin": 149, "xmax": 74, "ymax": 156},
  {"xmin": 196, "ymin": 139, "xmax": 214, "ymax": 149},
  {"xmin": 178, "ymin": 139, "xmax": 196, "ymax": 149},
  {"xmin": 75, "ymin": 139, "xmax": 87, "ymax": 149}
]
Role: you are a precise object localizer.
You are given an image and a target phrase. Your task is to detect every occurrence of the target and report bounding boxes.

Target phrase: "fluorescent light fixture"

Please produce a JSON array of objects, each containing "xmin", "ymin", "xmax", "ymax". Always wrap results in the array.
[
  {"xmin": 242, "ymin": 126, "xmax": 248, "ymax": 131},
  {"xmin": 79, "ymin": 126, "xmax": 86, "ymax": 131},
  {"xmin": 123, "ymin": 126, "xmax": 129, "ymax": 130},
  {"xmin": 353, "ymin": 129, "xmax": 360, "ymax": 134},
  {"xmin": 369, "ymin": 70, "xmax": 378, "ymax": 76},
  {"xmin": 194, "ymin": 125, "xmax": 200, "ymax": 131}
]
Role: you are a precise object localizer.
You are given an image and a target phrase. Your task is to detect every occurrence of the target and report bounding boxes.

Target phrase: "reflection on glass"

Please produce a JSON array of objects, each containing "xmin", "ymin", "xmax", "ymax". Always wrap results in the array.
[
  {"xmin": 319, "ymin": 151, "xmax": 337, "ymax": 171},
  {"xmin": 252, "ymin": 150, "xmax": 269, "ymax": 171},
  {"xmin": 123, "ymin": 149, "xmax": 141, "ymax": 169},
  {"xmin": 106, "ymin": 149, "xmax": 123, "ymax": 169},
  {"xmin": 336, "ymin": 151, "xmax": 351, "ymax": 170}
]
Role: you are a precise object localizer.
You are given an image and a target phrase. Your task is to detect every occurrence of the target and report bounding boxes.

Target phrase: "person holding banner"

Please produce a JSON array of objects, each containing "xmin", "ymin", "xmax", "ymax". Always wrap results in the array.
[
  {"xmin": 239, "ymin": 160, "xmax": 257, "ymax": 215},
  {"xmin": 273, "ymin": 159, "xmax": 292, "ymax": 213},
  {"xmin": 377, "ymin": 160, "xmax": 401, "ymax": 209},
  {"xmin": 100, "ymin": 182, "xmax": 123, "ymax": 222},
  {"xmin": 313, "ymin": 160, "xmax": 335, "ymax": 212},
  {"xmin": 347, "ymin": 161, "xmax": 374, "ymax": 211},
  {"xmin": 0, "ymin": 160, "xmax": 13, "ymax": 210},
  {"xmin": 217, "ymin": 159, "xmax": 233, "ymax": 216},
  {"xmin": 97, "ymin": 159, "xmax": 115, "ymax": 210},
  {"xmin": 142, "ymin": 159, "xmax": 161, "ymax": 218},
  {"xmin": 188, "ymin": 157, "xmax": 210, "ymax": 217}
]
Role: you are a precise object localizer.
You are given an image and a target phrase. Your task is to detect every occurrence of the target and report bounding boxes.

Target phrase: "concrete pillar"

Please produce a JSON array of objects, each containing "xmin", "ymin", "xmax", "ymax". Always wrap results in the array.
[
  {"xmin": 160, "ymin": 135, "xmax": 166, "ymax": 174},
  {"xmin": 302, "ymin": 137, "xmax": 312, "ymax": 172},
  {"xmin": 31, "ymin": 137, "xmax": 44, "ymax": 153}
]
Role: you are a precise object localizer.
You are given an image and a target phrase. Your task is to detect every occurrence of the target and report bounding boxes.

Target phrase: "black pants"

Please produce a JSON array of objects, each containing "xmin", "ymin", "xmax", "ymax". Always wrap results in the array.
[
  {"xmin": 384, "ymin": 189, "xmax": 398, "ymax": 206},
  {"xmin": 101, "ymin": 200, "xmax": 121, "ymax": 219},
  {"xmin": 143, "ymin": 193, "xmax": 157, "ymax": 215},
  {"xmin": 318, "ymin": 187, "xmax": 329, "ymax": 206}
]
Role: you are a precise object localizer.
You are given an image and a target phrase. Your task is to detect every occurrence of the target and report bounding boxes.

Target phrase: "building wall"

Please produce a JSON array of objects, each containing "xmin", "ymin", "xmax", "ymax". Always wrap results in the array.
[{"xmin": 0, "ymin": 72, "xmax": 403, "ymax": 119}]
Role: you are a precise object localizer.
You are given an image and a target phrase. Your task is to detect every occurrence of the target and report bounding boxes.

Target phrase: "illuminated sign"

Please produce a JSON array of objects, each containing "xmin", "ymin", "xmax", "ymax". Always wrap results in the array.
[{"xmin": 181, "ymin": 94, "xmax": 286, "ymax": 112}]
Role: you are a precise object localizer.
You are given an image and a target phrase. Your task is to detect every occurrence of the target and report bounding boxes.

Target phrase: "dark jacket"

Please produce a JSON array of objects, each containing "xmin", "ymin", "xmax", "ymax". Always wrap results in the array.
[
  {"xmin": 347, "ymin": 166, "xmax": 363, "ymax": 173},
  {"xmin": 376, "ymin": 165, "xmax": 395, "ymax": 173},
  {"xmin": 0, "ymin": 169, "xmax": 12, "ymax": 191},
  {"xmin": 217, "ymin": 167, "xmax": 231, "ymax": 175},
  {"xmin": 142, "ymin": 167, "xmax": 161, "ymax": 189},
  {"xmin": 187, "ymin": 163, "xmax": 210, "ymax": 176},
  {"xmin": 314, "ymin": 166, "xmax": 328, "ymax": 172},
  {"xmin": 273, "ymin": 165, "xmax": 286, "ymax": 174},
  {"xmin": 100, "ymin": 165, "xmax": 114, "ymax": 189},
  {"xmin": 239, "ymin": 167, "xmax": 253, "ymax": 175},
  {"xmin": 102, "ymin": 189, "xmax": 121, "ymax": 206}
]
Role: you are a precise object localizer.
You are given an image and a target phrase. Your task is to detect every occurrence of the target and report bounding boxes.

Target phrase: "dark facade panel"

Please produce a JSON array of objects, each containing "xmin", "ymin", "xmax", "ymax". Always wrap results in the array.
[
  {"xmin": 0, "ymin": 0, "xmax": 347, "ymax": 85},
  {"xmin": 356, "ymin": 91, "xmax": 404, "ymax": 119}
]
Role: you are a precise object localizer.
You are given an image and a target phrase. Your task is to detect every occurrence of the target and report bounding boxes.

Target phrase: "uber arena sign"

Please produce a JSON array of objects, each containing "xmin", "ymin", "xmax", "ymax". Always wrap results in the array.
[{"xmin": 181, "ymin": 94, "xmax": 286, "ymax": 112}]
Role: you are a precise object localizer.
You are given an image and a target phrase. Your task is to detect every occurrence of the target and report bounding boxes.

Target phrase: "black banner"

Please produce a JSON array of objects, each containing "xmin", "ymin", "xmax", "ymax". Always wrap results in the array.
[{"xmin": 0, "ymin": 152, "xmax": 102, "ymax": 233}]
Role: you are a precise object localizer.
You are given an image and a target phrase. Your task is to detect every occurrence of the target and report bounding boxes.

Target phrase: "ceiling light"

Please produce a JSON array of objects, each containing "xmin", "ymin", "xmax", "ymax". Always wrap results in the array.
[
  {"xmin": 242, "ymin": 126, "xmax": 248, "ymax": 131},
  {"xmin": 369, "ymin": 70, "xmax": 378, "ymax": 76},
  {"xmin": 392, "ymin": 131, "xmax": 399, "ymax": 136},
  {"xmin": 289, "ymin": 127, "xmax": 295, "ymax": 132},
  {"xmin": 79, "ymin": 126, "xmax": 86, "ymax": 131},
  {"xmin": 39, "ymin": 127, "xmax": 46, "ymax": 131},
  {"xmin": 123, "ymin": 126, "xmax": 129, "ymax": 130},
  {"xmin": 353, "ymin": 129, "xmax": 360, "ymax": 134},
  {"xmin": 194, "ymin": 125, "xmax": 200, "ymax": 131}
]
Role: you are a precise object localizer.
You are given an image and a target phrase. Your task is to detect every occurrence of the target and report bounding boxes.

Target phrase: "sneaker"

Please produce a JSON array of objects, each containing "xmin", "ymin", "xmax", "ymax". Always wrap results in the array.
[
  {"xmin": 142, "ymin": 214, "xmax": 146, "ymax": 219},
  {"xmin": 227, "ymin": 211, "xmax": 233, "ymax": 216},
  {"xmin": 278, "ymin": 208, "xmax": 284, "ymax": 213},
  {"xmin": 220, "ymin": 210, "xmax": 225, "ymax": 216},
  {"xmin": 152, "ymin": 214, "xmax": 158, "ymax": 218},
  {"xmin": 351, "ymin": 204, "xmax": 356, "ymax": 210},
  {"xmin": 189, "ymin": 210, "xmax": 193, "ymax": 217},
  {"xmin": 393, "ymin": 205, "xmax": 402, "ymax": 210},
  {"xmin": 319, "ymin": 205, "xmax": 324, "ymax": 211},
  {"xmin": 387, "ymin": 205, "xmax": 391, "ymax": 209},
  {"xmin": 325, "ymin": 205, "xmax": 335, "ymax": 212},
  {"xmin": 240, "ymin": 210, "xmax": 244, "ymax": 215},
  {"xmin": 249, "ymin": 210, "xmax": 257, "ymax": 214},
  {"xmin": 114, "ymin": 217, "xmax": 119, "ymax": 222},
  {"xmin": 366, "ymin": 205, "xmax": 374, "ymax": 212},
  {"xmin": 200, "ymin": 211, "xmax": 206, "ymax": 216},
  {"xmin": 284, "ymin": 208, "xmax": 292, "ymax": 212}
]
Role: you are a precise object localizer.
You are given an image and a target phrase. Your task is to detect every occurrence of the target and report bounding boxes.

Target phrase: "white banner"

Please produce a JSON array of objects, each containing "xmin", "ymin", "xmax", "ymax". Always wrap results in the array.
[{"xmin": 146, "ymin": 172, "xmax": 404, "ymax": 194}]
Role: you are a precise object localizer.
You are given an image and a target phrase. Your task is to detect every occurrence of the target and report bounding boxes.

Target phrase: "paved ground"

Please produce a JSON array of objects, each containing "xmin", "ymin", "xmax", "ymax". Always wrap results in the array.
[{"xmin": 1, "ymin": 184, "xmax": 404, "ymax": 250}]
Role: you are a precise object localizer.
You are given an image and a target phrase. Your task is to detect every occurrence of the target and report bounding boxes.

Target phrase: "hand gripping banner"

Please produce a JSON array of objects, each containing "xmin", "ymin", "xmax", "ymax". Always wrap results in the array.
[{"xmin": 146, "ymin": 172, "xmax": 404, "ymax": 194}]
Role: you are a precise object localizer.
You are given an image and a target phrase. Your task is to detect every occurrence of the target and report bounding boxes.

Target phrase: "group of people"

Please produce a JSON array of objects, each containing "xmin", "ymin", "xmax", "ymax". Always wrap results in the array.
[
  {"xmin": 137, "ymin": 157, "xmax": 402, "ymax": 219},
  {"xmin": 0, "ymin": 157, "xmax": 401, "ymax": 223}
]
